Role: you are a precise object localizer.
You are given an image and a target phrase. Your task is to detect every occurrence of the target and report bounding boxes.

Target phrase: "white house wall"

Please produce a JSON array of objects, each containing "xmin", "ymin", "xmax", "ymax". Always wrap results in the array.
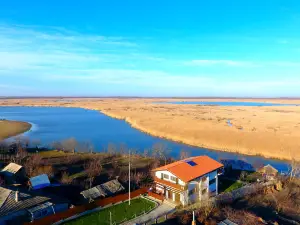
[
  {"xmin": 187, "ymin": 181, "xmax": 198, "ymax": 204},
  {"xmin": 155, "ymin": 171, "xmax": 185, "ymax": 186},
  {"xmin": 155, "ymin": 168, "xmax": 221, "ymax": 205},
  {"xmin": 209, "ymin": 170, "xmax": 218, "ymax": 194}
]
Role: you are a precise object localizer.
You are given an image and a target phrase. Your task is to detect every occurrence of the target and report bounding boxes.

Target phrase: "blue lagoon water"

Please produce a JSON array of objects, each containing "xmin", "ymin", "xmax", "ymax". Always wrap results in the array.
[{"xmin": 0, "ymin": 106, "xmax": 290, "ymax": 172}]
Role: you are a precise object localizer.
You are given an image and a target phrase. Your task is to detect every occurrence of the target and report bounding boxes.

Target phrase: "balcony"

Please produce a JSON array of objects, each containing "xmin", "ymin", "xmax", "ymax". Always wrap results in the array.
[{"xmin": 154, "ymin": 177, "xmax": 186, "ymax": 191}]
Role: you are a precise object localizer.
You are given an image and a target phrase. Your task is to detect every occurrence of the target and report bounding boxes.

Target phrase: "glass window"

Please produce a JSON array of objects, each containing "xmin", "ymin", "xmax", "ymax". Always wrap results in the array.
[
  {"xmin": 163, "ymin": 174, "xmax": 169, "ymax": 180},
  {"xmin": 188, "ymin": 188, "xmax": 197, "ymax": 196},
  {"xmin": 171, "ymin": 176, "xmax": 177, "ymax": 182},
  {"xmin": 209, "ymin": 178, "xmax": 216, "ymax": 185}
]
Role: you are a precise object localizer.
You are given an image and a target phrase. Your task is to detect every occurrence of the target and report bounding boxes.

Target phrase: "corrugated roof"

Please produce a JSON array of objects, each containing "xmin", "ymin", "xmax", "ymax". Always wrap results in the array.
[
  {"xmin": 153, "ymin": 156, "xmax": 223, "ymax": 182},
  {"xmin": 218, "ymin": 219, "xmax": 238, "ymax": 225},
  {"xmin": 0, "ymin": 187, "xmax": 11, "ymax": 209},
  {"xmin": 0, "ymin": 187, "xmax": 50, "ymax": 217},
  {"xmin": 81, "ymin": 179, "xmax": 125, "ymax": 200},
  {"xmin": 100, "ymin": 179, "xmax": 125, "ymax": 195},
  {"xmin": 81, "ymin": 186, "xmax": 103, "ymax": 200},
  {"xmin": 1, "ymin": 163, "xmax": 22, "ymax": 174},
  {"xmin": 258, "ymin": 164, "xmax": 278, "ymax": 174},
  {"xmin": 27, "ymin": 202, "xmax": 53, "ymax": 214}
]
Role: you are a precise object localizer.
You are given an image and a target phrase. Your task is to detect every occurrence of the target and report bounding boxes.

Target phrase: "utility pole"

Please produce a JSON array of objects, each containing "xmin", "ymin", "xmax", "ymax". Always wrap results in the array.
[
  {"xmin": 129, "ymin": 149, "xmax": 131, "ymax": 206},
  {"xmin": 192, "ymin": 211, "xmax": 196, "ymax": 225}
]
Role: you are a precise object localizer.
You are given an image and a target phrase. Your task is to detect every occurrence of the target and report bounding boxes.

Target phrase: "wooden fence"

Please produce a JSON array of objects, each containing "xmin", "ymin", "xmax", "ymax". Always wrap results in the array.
[
  {"xmin": 148, "ymin": 191, "xmax": 164, "ymax": 202},
  {"xmin": 24, "ymin": 188, "xmax": 148, "ymax": 225}
]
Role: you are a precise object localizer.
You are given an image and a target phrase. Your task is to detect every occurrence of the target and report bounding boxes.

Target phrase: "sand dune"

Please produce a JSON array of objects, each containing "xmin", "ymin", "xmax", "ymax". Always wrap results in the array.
[{"xmin": 0, "ymin": 98, "xmax": 299, "ymax": 161}]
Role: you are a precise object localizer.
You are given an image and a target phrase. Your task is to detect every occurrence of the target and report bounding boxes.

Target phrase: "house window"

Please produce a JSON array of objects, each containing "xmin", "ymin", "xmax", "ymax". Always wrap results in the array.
[
  {"xmin": 171, "ymin": 176, "xmax": 177, "ymax": 182},
  {"xmin": 163, "ymin": 174, "xmax": 169, "ymax": 180},
  {"xmin": 209, "ymin": 178, "xmax": 216, "ymax": 185},
  {"xmin": 188, "ymin": 188, "xmax": 197, "ymax": 196},
  {"xmin": 202, "ymin": 188, "xmax": 207, "ymax": 195}
]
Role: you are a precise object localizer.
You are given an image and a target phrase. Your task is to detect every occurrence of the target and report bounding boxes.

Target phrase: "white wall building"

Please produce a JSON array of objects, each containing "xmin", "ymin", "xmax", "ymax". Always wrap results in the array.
[{"xmin": 152, "ymin": 156, "xmax": 223, "ymax": 206}]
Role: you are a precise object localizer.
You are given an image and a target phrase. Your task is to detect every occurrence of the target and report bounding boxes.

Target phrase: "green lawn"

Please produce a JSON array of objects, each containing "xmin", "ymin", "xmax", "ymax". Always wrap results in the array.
[
  {"xmin": 219, "ymin": 178, "xmax": 244, "ymax": 193},
  {"xmin": 224, "ymin": 181, "xmax": 244, "ymax": 193},
  {"xmin": 63, "ymin": 198, "xmax": 156, "ymax": 225}
]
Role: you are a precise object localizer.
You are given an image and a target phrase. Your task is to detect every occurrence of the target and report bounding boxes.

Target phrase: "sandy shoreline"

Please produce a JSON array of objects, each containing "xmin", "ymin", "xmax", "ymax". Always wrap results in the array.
[
  {"xmin": 0, "ymin": 120, "xmax": 32, "ymax": 141},
  {"xmin": 0, "ymin": 98, "xmax": 299, "ymax": 161}
]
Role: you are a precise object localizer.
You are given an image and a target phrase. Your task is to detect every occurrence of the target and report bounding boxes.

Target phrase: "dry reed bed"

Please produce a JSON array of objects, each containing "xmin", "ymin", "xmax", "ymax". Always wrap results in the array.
[{"xmin": 0, "ymin": 98, "xmax": 299, "ymax": 161}]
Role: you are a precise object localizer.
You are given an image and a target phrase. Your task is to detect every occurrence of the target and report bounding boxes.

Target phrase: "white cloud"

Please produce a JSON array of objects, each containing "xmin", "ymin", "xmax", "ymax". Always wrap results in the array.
[
  {"xmin": 1, "ymin": 23, "xmax": 300, "ymax": 96},
  {"xmin": 277, "ymin": 39, "xmax": 289, "ymax": 44},
  {"xmin": 185, "ymin": 59, "xmax": 255, "ymax": 67}
]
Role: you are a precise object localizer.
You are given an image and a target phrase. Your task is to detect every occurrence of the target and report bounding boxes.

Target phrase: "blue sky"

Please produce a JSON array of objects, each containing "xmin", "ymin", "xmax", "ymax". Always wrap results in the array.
[{"xmin": 0, "ymin": 0, "xmax": 300, "ymax": 97}]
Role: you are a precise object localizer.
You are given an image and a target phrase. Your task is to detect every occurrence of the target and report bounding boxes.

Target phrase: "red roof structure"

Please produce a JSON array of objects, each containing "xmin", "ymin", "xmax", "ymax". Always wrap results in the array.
[{"xmin": 153, "ymin": 156, "xmax": 223, "ymax": 182}]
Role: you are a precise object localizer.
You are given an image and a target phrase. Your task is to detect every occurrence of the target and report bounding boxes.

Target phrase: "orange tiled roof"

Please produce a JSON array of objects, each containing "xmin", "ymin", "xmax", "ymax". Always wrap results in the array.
[{"xmin": 153, "ymin": 156, "xmax": 223, "ymax": 182}]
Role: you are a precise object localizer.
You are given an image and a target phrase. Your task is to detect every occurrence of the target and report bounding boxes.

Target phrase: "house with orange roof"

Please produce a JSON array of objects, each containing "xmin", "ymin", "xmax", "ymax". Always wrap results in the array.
[{"xmin": 152, "ymin": 156, "xmax": 223, "ymax": 206}]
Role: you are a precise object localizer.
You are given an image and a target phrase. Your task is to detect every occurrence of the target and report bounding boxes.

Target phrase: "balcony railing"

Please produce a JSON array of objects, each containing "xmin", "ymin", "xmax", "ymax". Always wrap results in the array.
[{"xmin": 154, "ymin": 177, "xmax": 186, "ymax": 191}]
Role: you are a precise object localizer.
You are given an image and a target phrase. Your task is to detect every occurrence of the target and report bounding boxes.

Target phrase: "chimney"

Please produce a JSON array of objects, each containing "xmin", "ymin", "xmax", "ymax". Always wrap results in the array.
[{"xmin": 15, "ymin": 191, "xmax": 19, "ymax": 202}]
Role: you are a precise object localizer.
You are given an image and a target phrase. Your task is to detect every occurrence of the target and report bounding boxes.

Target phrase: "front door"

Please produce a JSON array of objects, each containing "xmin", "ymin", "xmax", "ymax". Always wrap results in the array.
[
  {"xmin": 167, "ymin": 190, "xmax": 173, "ymax": 200},
  {"xmin": 175, "ymin": 193, "xmax": 180, "ymax": 202}
]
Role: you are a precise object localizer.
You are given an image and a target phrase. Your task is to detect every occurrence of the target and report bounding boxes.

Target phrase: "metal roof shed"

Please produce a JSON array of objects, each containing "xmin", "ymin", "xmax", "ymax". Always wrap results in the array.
[{"xmin": 30, "ymin": 174, "xmax": 51, "ymax": 190}]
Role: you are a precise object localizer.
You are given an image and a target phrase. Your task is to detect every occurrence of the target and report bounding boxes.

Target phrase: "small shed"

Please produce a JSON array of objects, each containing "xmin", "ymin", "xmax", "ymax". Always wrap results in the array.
[
  {"xmin": 218, "ymin": 219, "xmax": 238, "ymax": 225},
  {"xmin": 0, "ymin": 187, "xmax": 69, "ymax": 224},
  {"xmin": 1, "ymin": 163, "xmax": 26, "ymax": 184},
  {"xmin": 81, "ymin": 179, "xmax": 125, "ymax": 201},
  {"xmin": 258, "ymin": 164, "xmax": 278, "ymax": 180},
  {"xmin": 30, "ymin": 174, "xmax": 51, "ymax": 190}
]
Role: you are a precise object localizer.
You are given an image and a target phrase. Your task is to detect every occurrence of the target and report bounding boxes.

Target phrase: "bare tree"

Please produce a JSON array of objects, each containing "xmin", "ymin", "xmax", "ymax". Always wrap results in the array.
[
  {"xmin": 180, "ymin": 149, "xmax": 190, "ymax": 160},
  {"xmin": 152, "ymin": 143, "xmax": 171, "ymax": 165},
  {"xmin": 76, "ymin": 141, "xmax": 93, "ymax": 153},
  {"xmin": 13, "ymin": 145, "xmax": 28, "ymax": 164},
  {"xmin": 107, "ymin": 168, "xmax": 114, "ymax": 179},
  {"xmin": 61, "ymin": 138, "xmax": 78, "ymax": 153},
  {"xmin": 289, "ymin": 158, "xmax": 300, "ymax": 181},
  {"xmin": 119, "ymin": 172, "xmax": 129, "ymax": 184},
  {"xmin": 119, "ymin": 143, "xmax": 127, "ymax": 155},
  {"xmin": 84, "ymin": 159, "xmax": 102, "ymax": 188},
  {"xmin": 107, "ymin": 143, "xmax": 117, "ymax": 155},
  {"xmin": 132, "ymin": 171, "xmax": 145, "ymax": 188},
  {"xmin": 23, "ymin": 154, "xmax": 42, "ymax": 177},
  {"xmin": 32, "ymin": 165, "xmax": 54, "ymax": 178},
  {"xmin": 60, "ymin": 171, "xmax": 73, "ymax": 185},
  {"xmin": 51, "ymin": 141, "xmax": 63, "ymax": 151},
  {"xmin": 143, "ymin": 148, "xmax": 149, "ymax": 158},
  {"xmin": 223, "ymin": 207, "xmax": 263, "ymax": 225}
]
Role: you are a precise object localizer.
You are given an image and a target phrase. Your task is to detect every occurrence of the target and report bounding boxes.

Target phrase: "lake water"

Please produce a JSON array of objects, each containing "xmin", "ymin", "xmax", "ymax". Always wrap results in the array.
[
  {"xmin": 0, "ymin": 106, "xmax": 290, "ymax": 172},
  {"xmin": 158, "ymin": 101, "xmax": 297, "ymax": 106}
]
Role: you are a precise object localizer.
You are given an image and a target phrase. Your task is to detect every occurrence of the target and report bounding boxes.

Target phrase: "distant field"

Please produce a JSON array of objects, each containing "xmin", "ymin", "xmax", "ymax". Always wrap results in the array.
[
  {"xmin": 0, "ymin": 120, "xmax": 31, "ymax": 140},
  {"xmin": 1, "ymin": 98, "xmax": 300, "ymax": 161}
]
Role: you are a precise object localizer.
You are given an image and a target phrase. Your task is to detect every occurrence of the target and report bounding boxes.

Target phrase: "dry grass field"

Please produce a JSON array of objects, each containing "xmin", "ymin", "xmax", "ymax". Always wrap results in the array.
[
  {"xmin": 0, "ymin": 120, "xmax": 32, "ymax": 140},
  {"xmin": 0, "ymin": 98, "xmax": 300, "ymax": 161}
]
